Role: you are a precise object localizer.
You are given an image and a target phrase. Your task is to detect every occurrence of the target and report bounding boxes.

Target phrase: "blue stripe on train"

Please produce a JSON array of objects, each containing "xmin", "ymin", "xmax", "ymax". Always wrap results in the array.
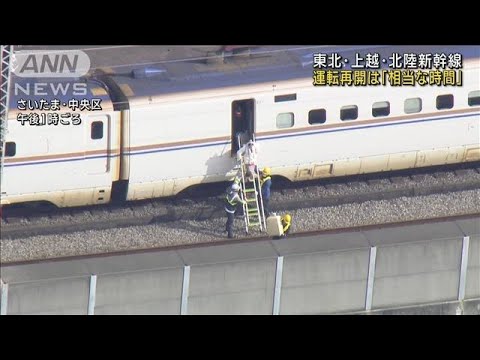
[{"xmin": 5, "ymin": 111, "xmax": 479, "ymax": 167}]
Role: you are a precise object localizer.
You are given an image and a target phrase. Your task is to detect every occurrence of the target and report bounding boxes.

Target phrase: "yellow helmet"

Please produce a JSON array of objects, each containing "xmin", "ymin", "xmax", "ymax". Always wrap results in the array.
[
  {"xmin": 284, "ymin": 214, "xmax": 291, "ymax": 222},
  {"xmin": 262, "ymin": 167, "xmax": 272, "ymax": 176}
]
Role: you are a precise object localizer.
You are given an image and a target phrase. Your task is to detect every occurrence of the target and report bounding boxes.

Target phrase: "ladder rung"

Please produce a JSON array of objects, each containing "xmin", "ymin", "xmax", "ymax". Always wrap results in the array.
[
  {"xmin": 244, "ymin": 188, "xmax": 256, "ymax": 193},
  {"xmin": 246, "ymin": 199, "xmax": 257, "ymax": 202},
  {"xmin": 248, "ymin": 209, "xmax": 258, "ymax": 214}
]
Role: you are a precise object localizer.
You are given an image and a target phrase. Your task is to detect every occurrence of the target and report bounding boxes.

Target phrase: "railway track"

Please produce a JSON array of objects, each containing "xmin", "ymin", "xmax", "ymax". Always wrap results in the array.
[{"xmin": 1, "ymin": 162, "xmax": 480, "ymax": 240}]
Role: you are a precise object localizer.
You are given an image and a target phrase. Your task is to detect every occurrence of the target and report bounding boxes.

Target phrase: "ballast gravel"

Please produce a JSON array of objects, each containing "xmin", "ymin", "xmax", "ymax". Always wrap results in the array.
[{"xmin": 1, "ymin": 188, "xmax": 479, "ymax": 263}]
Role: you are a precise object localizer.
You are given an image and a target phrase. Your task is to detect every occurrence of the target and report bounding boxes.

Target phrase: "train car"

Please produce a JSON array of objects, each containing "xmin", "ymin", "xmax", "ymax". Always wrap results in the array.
[
  {"xmin": 2, "ymin": 78, "xmax": 121, "ymax": 207},
  {"xmin": 1, "ymin": 45, "xmax": 479, "ymax": 208}
]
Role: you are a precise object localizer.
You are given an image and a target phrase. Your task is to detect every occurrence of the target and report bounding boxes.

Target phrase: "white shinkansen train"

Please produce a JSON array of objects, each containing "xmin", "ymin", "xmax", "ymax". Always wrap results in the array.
[{"xmin": 1, "ymin": 45, "xmax": 479, "ymax": 208}]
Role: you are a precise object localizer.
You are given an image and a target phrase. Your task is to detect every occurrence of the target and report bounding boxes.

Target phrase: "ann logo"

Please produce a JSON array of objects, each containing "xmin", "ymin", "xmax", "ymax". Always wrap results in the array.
[
  {"xmin": 12, "ymin": 50, "xmax": 90, "ymax": 78},
  {"xmin": 21, "ymin": 54, "xmax": 78, "ymax": 74}
]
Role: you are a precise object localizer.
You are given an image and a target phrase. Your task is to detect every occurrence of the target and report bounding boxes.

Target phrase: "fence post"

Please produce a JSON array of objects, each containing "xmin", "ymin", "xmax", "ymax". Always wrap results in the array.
[
  {"xmin": 273, "ymin": 256, "xmax": 284, "ymax": 315},
  {"xmin": 1, "ymin": 279, "xmax": 9, "ymax": 315},
  {"xmin": 88, "ymin": 275, "xmax": 97, "ymax": 315},
  {"xmin": 181, "ymin": 266, "xmax": 191, "ymax": 315},
  {"xmin": 458, "ymin": 236, "xmax": 470, "ymax": 303},
  {"xmin": 365, "ymin": 246, "xmax": 377, "ymax": 311}
]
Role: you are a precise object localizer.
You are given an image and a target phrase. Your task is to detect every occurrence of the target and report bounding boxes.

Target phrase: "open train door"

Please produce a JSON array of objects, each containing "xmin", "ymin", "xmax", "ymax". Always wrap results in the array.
[{"xmin": 231, "ymin": 99, "xmax": 255, "ymax": 156}]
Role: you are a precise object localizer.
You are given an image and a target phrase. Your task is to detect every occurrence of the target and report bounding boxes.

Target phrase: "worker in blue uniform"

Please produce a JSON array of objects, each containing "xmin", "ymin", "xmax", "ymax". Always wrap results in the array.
[{"xmin": 260, "ymin": 167, "xmax": 272, "ymax": 217}]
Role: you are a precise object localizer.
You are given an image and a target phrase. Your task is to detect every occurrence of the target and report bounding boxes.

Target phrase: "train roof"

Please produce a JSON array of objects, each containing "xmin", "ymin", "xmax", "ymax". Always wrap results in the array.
[
  {"xmin": 101, "ymin": 45, "xmax": 480, "ymax": 104},
  {"xmin": 8, "ymin": 45, "xmax": 480, "ymax": 112}
]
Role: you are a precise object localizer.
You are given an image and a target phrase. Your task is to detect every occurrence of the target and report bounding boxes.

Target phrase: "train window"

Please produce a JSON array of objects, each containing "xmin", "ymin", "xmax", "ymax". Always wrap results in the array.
[
  {"xmin": 404, "ymin": 98, "xmax": 422, "ymax": 114},
  {"xmin": 309, "ymin": 109, "xmax": 326, "ymax": 124},
  {"xmin": 468, "ymin": 90, "xmax": 480, "ymax": 106},
  {"xmin": 276, "ymin": 113, "xmax": 294, "ymax": 128},
  {"xmin": 340, "ymin": 105, "xmax": 358, "ymax": 121},
  {"xmin": 436, "ymin": 94, "xmax": 454, "ymax": 110},
  {"xmin": 372, "ymin": 101, "xmax": 390, "ymax": 117},
  {"xmin": 91, "ymin": 121, "xmax": 103, "ymax": 139},
  {"xmin": 275, "ymin": 94, "xmax": 297, "ymax": 103},
  {"xmin": 5, "ymin": 142, "xmax": 16, "ymax": 157}
]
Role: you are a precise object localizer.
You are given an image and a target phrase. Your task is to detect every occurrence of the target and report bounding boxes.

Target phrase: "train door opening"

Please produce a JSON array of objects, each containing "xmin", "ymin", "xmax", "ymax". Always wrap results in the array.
[{"xmin": 231, "ymin": 99, "xmax": 255, "ymax": 156}]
